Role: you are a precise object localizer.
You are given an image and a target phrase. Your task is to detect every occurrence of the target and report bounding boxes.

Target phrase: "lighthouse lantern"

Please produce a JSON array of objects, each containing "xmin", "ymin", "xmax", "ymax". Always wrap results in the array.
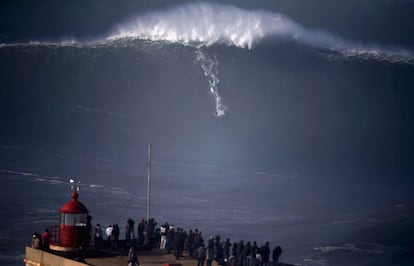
[{"xmin": 50, "ymin": 180, "xmax": 90, "ymax": 252}]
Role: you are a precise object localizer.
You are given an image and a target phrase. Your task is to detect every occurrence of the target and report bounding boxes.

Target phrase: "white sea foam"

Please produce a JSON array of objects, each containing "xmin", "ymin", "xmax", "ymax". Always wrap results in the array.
[
  {"xmin": 314, "ymin": 242, "xmax": 407, "ymax": 255},
  {"xmin": 1, "ymin": 2, "xmax": 413, "ymax": 65},
  {"xmin": 195, "ymin": 50, "xmax": 227, "ymax": 116},
  {"xmin": 105, "ymin": 2, "xmax": 414, "ymax": 64},
  {"xmin": 36, "ymin": 209, "xmax": 56, "ymax": 213},
  {"xmin": 46, "ymin": 176, "xmax": 62, "ymax": 180},
  {"xmin": 87, "ymin": 183, "xmax": 129, "ymax": 195},
  {"xmin": 35, "ymin": 177, "xmax": 64, "ymax": 185},
  {"xmin": 255, "ymin": 171, "xmax": 283, "ymax": 177},
  {"xmin": 303, "ymin": 257, "xmax": 327, "ymax": 266},
  {"xmin": 76, "ymin": 105, "xmax": 115, "ymax": 115},
  {"xmin": 110, "ymin": 187, "xmax": 129, "ymax": 195},
  {"xmin": 89, "ymin": 184, "xmax": 105, "ymax": 188},
  {"xmin": 1, "ymin": 3, "xmax": 413, "ymax": 117},
  {"xmin": 255, "ymin": 171, "xmax": 301, "ymax": 179},
  {"xmin": 33, "ymin": 219, "xmax": 59, "ymax": 224},
  {"xmin": 0, "ymin": 169, "xmax": 39, "ymax": 177},
  {"xmin": 330, "ymin": 219, "xmax": 359, "ymax": 225},
  {"xmin": 0, "ymin": 145, "xmax": 21, "ymax": 150},
  {"xmin": 76, "ymin": 105, "xmax": 132, "ymax": 120},
  {"xmin": 183, "ymin": 196, "xmax": 212, "ymax": 203}
]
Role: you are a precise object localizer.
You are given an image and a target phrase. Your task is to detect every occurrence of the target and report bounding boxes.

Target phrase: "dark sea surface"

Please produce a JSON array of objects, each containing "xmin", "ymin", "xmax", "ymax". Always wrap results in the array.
[{"xmin": 1, "ymin": 1, "xmax": 414, "ymax": 265}]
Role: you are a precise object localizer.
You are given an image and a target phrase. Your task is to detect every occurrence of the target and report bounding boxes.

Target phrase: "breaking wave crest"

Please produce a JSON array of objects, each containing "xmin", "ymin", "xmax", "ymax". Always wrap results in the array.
[
  {"xmin": 1, "ymin": 3, "xmax": 413, "ymax": 65},
  {"xmin": 106, "ymin": 2, "xmax": 414, "ymax": 65}
]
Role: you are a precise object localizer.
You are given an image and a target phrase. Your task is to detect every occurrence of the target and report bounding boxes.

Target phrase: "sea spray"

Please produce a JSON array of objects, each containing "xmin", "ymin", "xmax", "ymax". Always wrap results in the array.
[
  {"xmin": 2, "ymin": 3, "xmax": 414, "ymax": 117},
  {"xmin": 1, "ymin": 3, "xmax": 413, "ymax": 65},
  {"xmin": 195, "ymin": 49, "xmax": 227, "ymax": 117},
  {"xmin": 106, "ymin": 2, "xmax": 414, "ymax": 65}
]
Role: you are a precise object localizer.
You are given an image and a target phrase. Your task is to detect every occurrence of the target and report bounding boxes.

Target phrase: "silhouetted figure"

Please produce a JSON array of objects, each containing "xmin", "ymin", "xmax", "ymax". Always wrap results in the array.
[
  {"xmin": 94, "ymin": 224, "xmax": 103, "ymax": 248},
  {"xmin": 137, "ymin": 219, "xmax": 145, "ymax": 245},
  {"xmin": 215, "ymin": 243, "xmax": 224, "ymax": 265},
  {"xmin": 244, "ymin": 241, "xmax": 252, "ymax": 266},
  {"xmin": 166, "ymin": 225, "xmax": 175, "ymax": 253},
  {"xmin": 76, "ymin": 243, "xmax": 86, "ymax": 262},
  {"xmin": 272, "ymin": 246, "xmax": 282, "ymax": 266},
  {"xmin": 128, "ymin": 246, "xmax": 140, "ymax": 266},
  {"xmin": 126, "ymin": 218, "xmax": 135, "ymax": 243},
  {"xmin": 105, "ymin": 224, "xmax": 113, "ymax": 247},
  {"xmin": 41, "ymin": 229, "xmax": 50, "ymax": 250},
  {"xmin": 251, "ymin": 241, "xmax": 258, "ymax": 266},
  {"xmin": 223, "ymin": 238, "xmax": 231, "ymax": 260},
  {"xmin": 196, "ymin": 244, "xmax": 206, "ymax": 266},
  {"xmin": 261, "ymin": 242, "xmax": 270, "ymax": 266},
  {"xmin": 147, "ymin": 218, "xmax": 157, "ymax": 248},
  {"xmin": 187, "ymin": 229, "xmax": 195, "ymax": 257},
  {"xmin": 160, "ymin": 222, "xmax": 168, "ymax": 249},
  {"xmin": 31, "ymin": 232, "xmax": 41, "ymax": 249},
  {"xmin": 206, "ymin": 243, "xmax": 214, "ymax": 266},
  {"xmin": 236, "ymin": 240, "xmax": 244, "ymax": 266},
  {"xmin": 153, "ymin": 228, "xmax": 160, "ymax": 248},
  {"xmin": 111, "ymin": 224, "xmax": 120, "ymax": 249}
]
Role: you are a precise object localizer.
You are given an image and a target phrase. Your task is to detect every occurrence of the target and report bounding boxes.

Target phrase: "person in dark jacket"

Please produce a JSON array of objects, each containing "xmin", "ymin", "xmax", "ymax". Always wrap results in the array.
[
  {"xmin": 272, "ymin": 246, "xmax": 283, "ymax": 266},
  {"xmin": 260, "ymin": 242, "xmax": 270, "ymax": 266},
  {"xmin": 196, "ymin": 244, "xmax": 206, "ymax": 266},
  {"xmin": 128, "ymin": 246, "xmax": 140, "ymax": 266},
  {"xmin": 41, "ymin": 229, "xmax": 50, "ymax": 250},
  {"xmin": 125, "ymin": 218, "xmax": 135, "ymax": 243},
  {"xmin": 31, "ymin": 232, "xmax": 41, "ymax": 249}
]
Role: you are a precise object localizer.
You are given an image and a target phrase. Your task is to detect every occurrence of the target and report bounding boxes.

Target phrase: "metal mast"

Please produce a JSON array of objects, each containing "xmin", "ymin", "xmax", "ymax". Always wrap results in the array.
[{"xmin": 146, "ymin": 144, "xmax": 151, "ymax": 221}]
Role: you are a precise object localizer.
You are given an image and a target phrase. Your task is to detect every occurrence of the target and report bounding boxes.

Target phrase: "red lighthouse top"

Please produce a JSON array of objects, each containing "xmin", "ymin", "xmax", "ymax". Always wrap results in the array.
[
  {"xmin": 59, "ymin": 179, "xmax": 88, "ymax": 214},
  {"xmin": 59, "ymin": 191, "xmax": 88, "ymax": 213}
]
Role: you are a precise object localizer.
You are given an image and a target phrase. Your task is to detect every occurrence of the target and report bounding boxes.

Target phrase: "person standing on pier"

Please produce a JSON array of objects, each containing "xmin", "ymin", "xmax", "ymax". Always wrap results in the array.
[
  {"xmin": 126, "ymin": 218, "xmax": 135, "ymax": 242},
  {"xmin": 128, "ymin": 246, "xmax": 140, "ymax": 266},
  {"xmin": 196, "ymin": 243, "xmax": 206, "ymax": 266},
  {"xmin": 31, "ymin": 233, "xmax": 41, "ymax": 249},
  {"xmin": 94, "ymin": 224, "xmax": 103, "ymax": 247},
  {"xmin": 261, "ymin": 242, "xmax": 270, "ymax": 266},
  {"xmin": 160, "ymin": 222, "xmax": 168, "ymax": 249},
  {"xmin": 137, "ymin": 219, "xmax": 145, "ymax": 245},
  {"xmin": 272, "ymin": 246, "xmax": 283, "ymax": 266},
  {"xmin": 105, "ymin": 224, "xmax": 113, "ymax": 247},
  {"xmin": 41, "ymin": 229, "xmax": 50, "ymax": 251}
]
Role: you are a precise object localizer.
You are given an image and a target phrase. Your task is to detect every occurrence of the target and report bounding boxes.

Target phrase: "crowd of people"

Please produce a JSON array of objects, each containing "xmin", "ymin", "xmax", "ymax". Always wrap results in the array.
[
  {"xmin": 105, "ymin": 218, "xmax": 284, "ymax": 266},
  {"xmin": 32, "ymin": 217, "xmax": 284, "ymax": 266},
  {"xmin": 157, "ymin": 221, "xmax": 283, "ymax": 266}
]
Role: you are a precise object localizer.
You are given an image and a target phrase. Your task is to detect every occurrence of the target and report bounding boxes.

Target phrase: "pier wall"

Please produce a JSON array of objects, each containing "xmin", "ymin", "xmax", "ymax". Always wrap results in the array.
[{"xmin": 24, "ymin": 246, "xmax": 88, "ymax": 266}]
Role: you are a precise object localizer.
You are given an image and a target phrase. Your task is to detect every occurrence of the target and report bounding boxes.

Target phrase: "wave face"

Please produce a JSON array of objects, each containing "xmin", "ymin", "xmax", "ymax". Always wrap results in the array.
[
  {"xmin": 104, "ymin": 2, "xmax": 414, "ymax": 64},
  {"xmin": 2, "ymin": 3, "xmax": 413, "ymax": 65},
  {"xmin": 1, "ymin": 3, "xmax": 414, "ymax": 266},
  {"xmin": 1, "ymin": 3, "xmax": 414, "ymax": 117}
]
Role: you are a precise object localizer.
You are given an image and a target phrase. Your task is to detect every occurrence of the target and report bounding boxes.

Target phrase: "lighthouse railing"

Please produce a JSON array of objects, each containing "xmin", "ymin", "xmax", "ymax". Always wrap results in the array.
[{"xmin": 49, "ymin": 224, "xmax": 60, "ymax": 244}]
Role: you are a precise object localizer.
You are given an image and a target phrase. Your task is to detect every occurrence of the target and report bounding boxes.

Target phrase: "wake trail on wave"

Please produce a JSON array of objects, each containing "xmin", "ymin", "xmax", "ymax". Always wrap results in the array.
[
  {"xmin": 195, "ymin": 50, "xmax": 227, "ymax": 117},
  {"xmin": 2, "ymin": 3, "xmax": 414, "ymax": 116}
]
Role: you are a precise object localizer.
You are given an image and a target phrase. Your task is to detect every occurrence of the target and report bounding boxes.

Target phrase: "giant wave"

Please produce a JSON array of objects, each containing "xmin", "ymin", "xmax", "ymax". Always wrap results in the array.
[
  {"xmin": 2, "ymin": 2, "xmax": 414, "ymax": 117},
  {"xmin": 1, "ymin": 2, "xmax": 414, "ymax": 65},
  {"xmin": 106, "ymin": 2, "xmax": 414, "ymax": 65}
]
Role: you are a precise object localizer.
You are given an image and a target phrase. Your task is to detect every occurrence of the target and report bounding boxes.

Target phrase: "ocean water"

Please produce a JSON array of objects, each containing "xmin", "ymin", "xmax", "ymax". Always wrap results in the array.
[{"xmin": 1, "ymin": 2, "xmax": 414, "ymax": 265}]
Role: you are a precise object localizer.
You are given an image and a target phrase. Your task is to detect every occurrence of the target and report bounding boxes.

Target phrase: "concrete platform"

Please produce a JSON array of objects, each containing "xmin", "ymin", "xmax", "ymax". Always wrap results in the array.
[{"xmin": 25, "ymin": 246, "xmax": 296, "ymax": 266}]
